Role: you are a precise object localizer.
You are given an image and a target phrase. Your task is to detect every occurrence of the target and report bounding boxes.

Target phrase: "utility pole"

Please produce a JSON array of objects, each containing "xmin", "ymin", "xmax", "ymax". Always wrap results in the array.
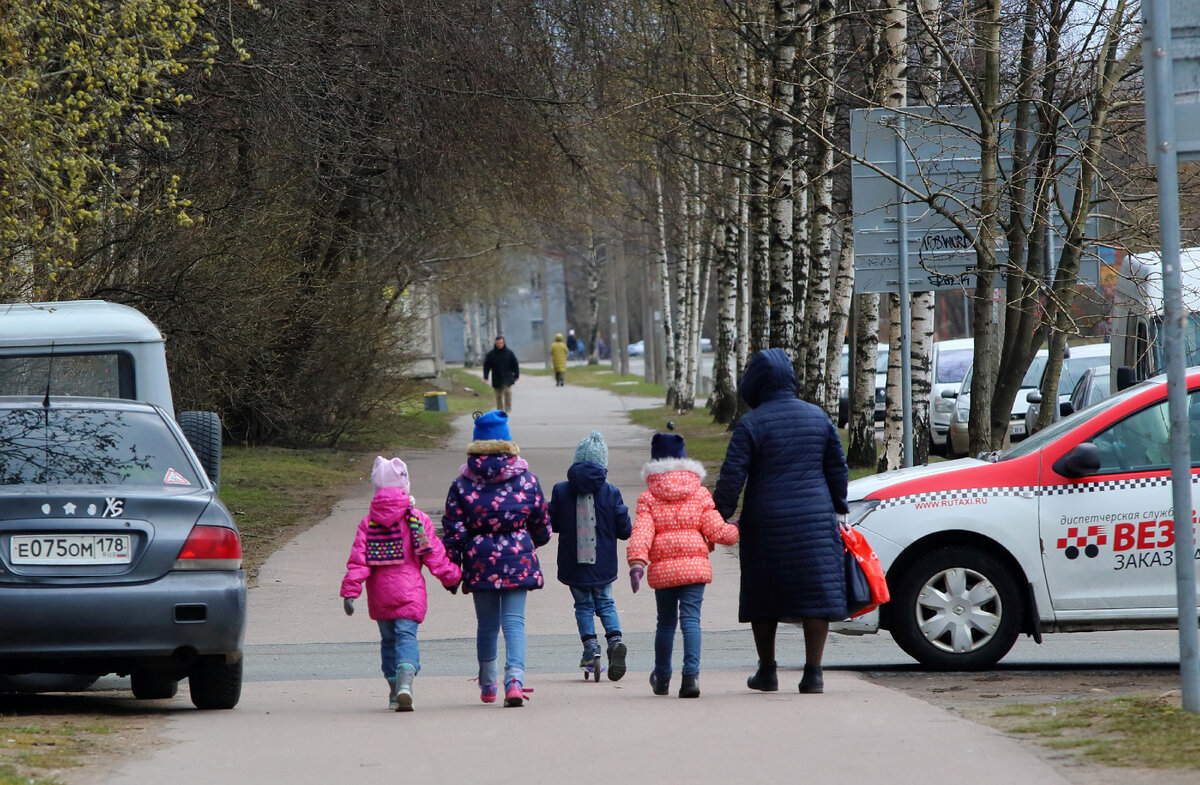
[{"xmin": 1144, "ymin": 0, "xmax": 1200, "ymax": 713}]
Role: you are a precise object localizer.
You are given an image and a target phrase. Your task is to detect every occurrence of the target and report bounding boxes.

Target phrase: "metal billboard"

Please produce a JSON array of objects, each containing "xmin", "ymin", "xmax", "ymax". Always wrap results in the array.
[
  {"xmin": 851, "ymin": 105, "xmax": 1092, "ymax": 294},
  {"xmin": 1144, "ymin": 0, "xmax": 1200, "ymax": 162}
]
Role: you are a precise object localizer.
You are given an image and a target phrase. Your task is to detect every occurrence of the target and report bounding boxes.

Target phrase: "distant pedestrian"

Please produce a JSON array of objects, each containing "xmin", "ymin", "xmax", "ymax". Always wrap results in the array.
[
  {"xmin": 340, "ymin": 456, "xmax": 462, "ymax": 712},
  {"xmin": 441, "ymin": 410, "xmax": 551, "ymax": 707},
  {"xmin": 483, "ymin": 336, "xmax": 519, "ymax": 412},
  {"xmin": 713, "ymin": 348, "xmax": 849, "ymax": 695},
  {"xmin": 566, "ymin": 329, "xmax": 580, "ymax": 359},
  {"xmin": 549, "ymin": 431, "xmax": 632, "ymax": 680},
  {"xmin": 597, "ymin": 336, "xmax": 608, "ymax": 360},
  {"xmin": 550, "ymin": 333, "xmax": 569, "ymax": 386},
  {"xmin": 628, "ymin": 433, "xmax": 739, "ymax": 699}
]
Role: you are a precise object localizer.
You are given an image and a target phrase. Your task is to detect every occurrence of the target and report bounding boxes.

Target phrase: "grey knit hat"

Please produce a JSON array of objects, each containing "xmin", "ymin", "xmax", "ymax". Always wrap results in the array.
[{"xmin": 573, "ymin": 431, "xmax": 608, "ymax": 467}]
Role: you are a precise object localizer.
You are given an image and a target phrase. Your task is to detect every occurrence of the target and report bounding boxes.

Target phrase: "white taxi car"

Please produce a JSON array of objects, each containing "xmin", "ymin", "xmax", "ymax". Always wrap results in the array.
[{"xmin": 840, "ymin": 369, "xmax": 1200, "ymax": 669}]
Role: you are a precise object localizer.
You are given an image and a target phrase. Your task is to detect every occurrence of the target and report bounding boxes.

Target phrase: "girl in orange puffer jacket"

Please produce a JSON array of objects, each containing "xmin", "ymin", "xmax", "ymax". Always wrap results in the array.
[{"xmin": 627, "ymin": 433, "xmax": 739, "ymax": 699}]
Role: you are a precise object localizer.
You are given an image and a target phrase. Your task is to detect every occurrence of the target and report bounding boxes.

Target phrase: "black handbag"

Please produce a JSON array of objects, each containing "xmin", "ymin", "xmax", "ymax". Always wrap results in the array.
[{"xmin": 845, "ymin": 546, "xmax": 873, "ymax": 618}]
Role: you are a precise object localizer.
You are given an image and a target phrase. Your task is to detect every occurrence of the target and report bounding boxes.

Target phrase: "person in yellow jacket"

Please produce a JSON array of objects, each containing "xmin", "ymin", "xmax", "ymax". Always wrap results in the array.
[{"xmin": 550, "ymin": 333, "xmax": 569, "ymax": 386}]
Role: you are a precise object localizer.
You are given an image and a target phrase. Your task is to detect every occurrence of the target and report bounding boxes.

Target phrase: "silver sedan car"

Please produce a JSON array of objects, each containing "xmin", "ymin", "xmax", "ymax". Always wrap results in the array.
[{"xmin": 0, "ymin": 397, "xmax": 246, "ymax": 708}]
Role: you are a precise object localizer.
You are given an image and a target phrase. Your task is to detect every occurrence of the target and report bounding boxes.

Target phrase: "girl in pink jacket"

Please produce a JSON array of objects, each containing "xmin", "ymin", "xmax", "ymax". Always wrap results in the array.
[
  {"xmin": 341, "ymin": 457, "xmax": 462, "ymax": 711},
  {"xmin": 627, "ymin": 434, "xmax": 739, "ymax": 699}
]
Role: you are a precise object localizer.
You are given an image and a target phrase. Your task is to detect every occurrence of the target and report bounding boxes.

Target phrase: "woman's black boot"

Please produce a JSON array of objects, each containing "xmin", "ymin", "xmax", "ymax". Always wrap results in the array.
[
  {"xmin": 798, "ymin": 664, "xmax": 824, "ymax": 694},
  {"xmin": 747, "ymin": 661, "xmax": 778, "ymax": 692}
]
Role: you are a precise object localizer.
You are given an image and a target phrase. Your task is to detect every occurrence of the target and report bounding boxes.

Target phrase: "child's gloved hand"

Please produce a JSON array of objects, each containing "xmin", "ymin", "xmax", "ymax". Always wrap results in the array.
[
  {"xmin": 343, "ymin": 597, "xmax": 355, "ymax": 616},
  {"xmin": 629, "ymin": 566, "xmax": 644, "ymax": 594},
  {"xmin": 445, "ymin": 580, "xmax": 460, "ymax": 594}
]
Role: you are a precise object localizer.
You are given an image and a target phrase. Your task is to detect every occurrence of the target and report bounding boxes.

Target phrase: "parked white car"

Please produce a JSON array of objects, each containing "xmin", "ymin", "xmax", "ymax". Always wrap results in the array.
[
  {"xmin": 947, "ymin": 349, "xmax": 1048, "ymax": 457},
  {"xmin": 1023, "ymin": 343, "xmax": 1110, "ymax": 436},
  {"xmin": 929, "ymin": 338, "xmax": 974, "ymax": 453},
  {"xmin": 837, "ymin": 343, "xmax": 889, "ymax": 426}
]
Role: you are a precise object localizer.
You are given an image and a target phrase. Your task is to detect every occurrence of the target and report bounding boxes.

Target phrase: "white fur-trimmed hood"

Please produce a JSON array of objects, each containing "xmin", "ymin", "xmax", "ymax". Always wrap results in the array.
[{"xmin": 641, "ymin": 457, "xmax": 707, "ymax": 482}]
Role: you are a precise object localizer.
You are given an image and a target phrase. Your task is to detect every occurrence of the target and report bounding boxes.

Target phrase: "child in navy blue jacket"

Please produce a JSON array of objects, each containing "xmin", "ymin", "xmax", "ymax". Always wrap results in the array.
[{"xmin": 549, "ymin": 431, "xmax": 633, "ymax": 680}]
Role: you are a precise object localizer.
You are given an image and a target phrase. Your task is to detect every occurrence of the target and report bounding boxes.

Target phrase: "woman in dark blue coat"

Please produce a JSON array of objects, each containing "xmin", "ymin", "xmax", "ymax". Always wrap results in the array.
[{"xmin": 713, "ymin": 348, "xmax": 849, "ymax": 694}]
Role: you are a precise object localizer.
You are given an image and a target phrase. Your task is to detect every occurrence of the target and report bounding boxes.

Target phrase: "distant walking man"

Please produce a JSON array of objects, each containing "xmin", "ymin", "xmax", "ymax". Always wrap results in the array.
[{"xmin": 483, "ymin": 336, "xmax": 520, "ymax": 412}]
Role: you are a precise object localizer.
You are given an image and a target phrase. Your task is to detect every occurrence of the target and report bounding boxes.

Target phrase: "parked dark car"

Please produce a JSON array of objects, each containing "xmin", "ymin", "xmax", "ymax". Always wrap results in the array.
[
  {"xmin": 1066, "ymin": 364, "xmax": 1112, "ymax": 416},
  {"xmin": 0, "ymin": 397, "xmax": 246, "ymax": 709}
]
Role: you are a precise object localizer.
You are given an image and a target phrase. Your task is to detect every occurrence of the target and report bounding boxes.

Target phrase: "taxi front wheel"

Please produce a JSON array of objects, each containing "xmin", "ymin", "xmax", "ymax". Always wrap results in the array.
[{"xmin": 889, "ymin": 546, "xmax": 1023, "ymax": 670}]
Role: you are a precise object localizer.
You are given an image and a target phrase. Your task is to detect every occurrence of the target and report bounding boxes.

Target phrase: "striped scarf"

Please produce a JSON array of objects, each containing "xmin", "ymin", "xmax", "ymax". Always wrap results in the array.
[{"xmin": 365, "ymin": 513, "xmax": 431, "ymax": 565}]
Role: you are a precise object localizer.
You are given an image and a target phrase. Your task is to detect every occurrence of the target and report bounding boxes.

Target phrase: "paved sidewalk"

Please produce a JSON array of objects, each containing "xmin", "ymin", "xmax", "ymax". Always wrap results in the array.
[{"xmin": 81, "ymin": 372, "xmax": 1070, "ymax": 785}]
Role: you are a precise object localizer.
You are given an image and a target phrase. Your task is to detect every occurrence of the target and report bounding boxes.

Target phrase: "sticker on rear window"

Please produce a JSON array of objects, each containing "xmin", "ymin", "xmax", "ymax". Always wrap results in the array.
[{"xmin": 163, "ymin": 468, "xmax": 191, "ymax": 486}]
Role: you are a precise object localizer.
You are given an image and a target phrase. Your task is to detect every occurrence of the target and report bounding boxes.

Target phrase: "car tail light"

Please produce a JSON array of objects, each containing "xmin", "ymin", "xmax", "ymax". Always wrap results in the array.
[{"xmin": 174, "ymin": 525, "xmax": 242, "ymax": 571}]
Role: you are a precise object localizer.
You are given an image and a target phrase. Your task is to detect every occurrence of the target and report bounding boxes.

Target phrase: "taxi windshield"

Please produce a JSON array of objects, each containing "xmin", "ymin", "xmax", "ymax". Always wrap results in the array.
[{"xmin": 998, "ymin": 381, "xmax": 1155, "ymax": 461}]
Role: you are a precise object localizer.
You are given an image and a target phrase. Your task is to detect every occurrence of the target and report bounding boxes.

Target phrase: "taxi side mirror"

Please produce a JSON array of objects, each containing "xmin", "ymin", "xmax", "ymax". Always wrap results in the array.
[
  {"xmin": 940, "ymin": 388, "xmax": 958, "ymax": 399},
  {"xmin": 1026, "ymin": 390, "xmax": 1043, "ymax": 404},
  {"xmin": 1059, "ymin": 401, "xmax": 1075, "ymax": 417},
  {"xmin": 1052, "ymin": 442, "xmax": 1101, "ymax": 478},
  {"xmin": 1116, "ymin": 366, "xmax": 1137, "ymax": 391}
]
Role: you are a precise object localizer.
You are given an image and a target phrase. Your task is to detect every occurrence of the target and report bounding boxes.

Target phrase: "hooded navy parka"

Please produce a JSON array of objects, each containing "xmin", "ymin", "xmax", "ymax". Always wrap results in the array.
[
  {"xmin": 549, "ymin": 462, "xmax": 632, "ymax": 587},
  {"xmin": 713, "ymin": 348, "xmax": 850, "ymax": 622}
]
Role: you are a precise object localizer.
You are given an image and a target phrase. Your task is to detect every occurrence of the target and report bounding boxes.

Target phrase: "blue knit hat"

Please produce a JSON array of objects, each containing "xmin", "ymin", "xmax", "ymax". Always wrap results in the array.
[
  {"xmin": 650, "ymin": 432, "xmax": 687, "ymax": 460},
  {"xmin": 574, "ymin": 431, "xmax": 608, "ymax": 467},
  {"xmin": 473, "ymin": 410, "xmax": 512, "ymax": 442}
]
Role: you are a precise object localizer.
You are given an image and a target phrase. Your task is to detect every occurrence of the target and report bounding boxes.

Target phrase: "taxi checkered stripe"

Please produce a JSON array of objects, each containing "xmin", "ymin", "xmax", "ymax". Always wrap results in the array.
[
  {"xmin": 875, "ymin": 487, "xmax": 1039, "ymax": 509},
  {"xmin": 875, "ymin": 474, "xmax": 1198, "ymax": 510}
]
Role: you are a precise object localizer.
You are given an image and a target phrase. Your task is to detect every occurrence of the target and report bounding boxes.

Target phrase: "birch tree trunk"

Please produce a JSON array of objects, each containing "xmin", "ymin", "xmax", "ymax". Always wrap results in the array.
[
  {"xmin": 791, "ymin": 21, "xmax": 812, "ymax": 389},
  {"xmin": 848, "ymin": 292, "xmax": 879, "ymax": 467},
  {"xmin": 673, "ymin": 166, "xmax": 693, "ymax": 409},
  {"xmin": 654, "ymin": 168, "xmax": 677, "ymax": 402},
  {"xmin": 767, "ymin": 0, "xmax": 798, "ymax": 360},
  {"xmin": 749, "ymin": 54, "xmax": 772, "ymax": 355},
  {"xmin": 710, "ymin": 161, "xmax": 741, "ymax": 423},
  {"xmin": 736, "ymin": 29, "xmax": 755, "ymax": 379},
  {"xmin": 586, "ymin": 225, "xmax": 603, "ymax": 365},
  {"xmin": 802, "ymin": 0, "xmax": 834, "ymax": 407},
  {"xmin": 906, "ymin": 0, "xmax": 940, "ymax": 464},
  {"xmin": 825, "ymin": 217, "xmax": 854, "ymax": 420},
  {"xmin": 463, "ymin": 301, "xmax": 478, "ymax": 367},
  {"xmin": 737, "ymin": 165, "xmax": 753, "ymax": 377},
  {"xmin": 877, "ymin": 0, "xmax": 908, "ymax": 471}
]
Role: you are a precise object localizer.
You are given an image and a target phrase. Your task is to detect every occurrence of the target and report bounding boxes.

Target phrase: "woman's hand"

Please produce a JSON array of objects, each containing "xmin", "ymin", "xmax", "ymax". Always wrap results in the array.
[{"xmin": 343, "ymin": 597, "xmax": 355, "ymax": 616}]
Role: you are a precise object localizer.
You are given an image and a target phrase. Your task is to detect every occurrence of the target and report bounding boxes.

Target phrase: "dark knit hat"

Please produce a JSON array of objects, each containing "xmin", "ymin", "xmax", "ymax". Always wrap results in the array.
[
  {"xmin": 650, "ymin": 432, "xmax": 687, "ymax": 461},
  {"xmin": 473, "ymin": 410, "xmax": 512, "ymax": 442},
  {"xmin": 574, "ymin": 431, "xmax": 608, "ymax": 467}
]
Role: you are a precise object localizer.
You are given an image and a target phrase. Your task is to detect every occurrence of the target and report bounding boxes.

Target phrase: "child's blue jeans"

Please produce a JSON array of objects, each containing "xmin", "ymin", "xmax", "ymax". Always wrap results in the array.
[
  {"xmin": 569, "ymin": 583, "xmax": 621, "ymax": 640},
  {"xmin": 654, "ymin": 583, "xmax": 705, "ymax": 678},
  {"xmin": 473, "ymin": 589, "xmax": 528, "ymax": 686},
  {"xmin": 377, "ymin": 618, "xmax": 420, "ymax": 677}
]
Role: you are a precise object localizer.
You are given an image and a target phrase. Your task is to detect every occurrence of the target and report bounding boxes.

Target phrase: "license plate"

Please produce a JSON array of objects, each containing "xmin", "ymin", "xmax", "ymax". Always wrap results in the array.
[
  {"xmin": 1009, "ymin": 422, "xmax": 1026, "ymax": 437},
  {"xmin": 10, "ymin": 534, "xmax": 132, "ymax": 565}
]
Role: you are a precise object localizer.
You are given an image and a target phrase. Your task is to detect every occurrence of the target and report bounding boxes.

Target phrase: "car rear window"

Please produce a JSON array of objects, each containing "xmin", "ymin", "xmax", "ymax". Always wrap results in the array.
[
  {"xmin": 1057, "ymin": 354, "xmax": 1108, "ymax": 395},
  {"xmin": 0, "ymin": 408, "xmax": 200, "ymax": 487},
  {"xmin": 935, "ymin": 349, "xmax": 973, "ymax": 384},
  {"xmin": 0, "ymin": 353, "xmax": 133, "ymax": 399}
]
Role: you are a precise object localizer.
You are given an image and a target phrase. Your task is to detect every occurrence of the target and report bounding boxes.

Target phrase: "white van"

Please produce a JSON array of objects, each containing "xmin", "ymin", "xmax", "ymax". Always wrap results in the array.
[{"xmin": 1109, "ymin": 248, "xmax": 1200, "ymax": 391}]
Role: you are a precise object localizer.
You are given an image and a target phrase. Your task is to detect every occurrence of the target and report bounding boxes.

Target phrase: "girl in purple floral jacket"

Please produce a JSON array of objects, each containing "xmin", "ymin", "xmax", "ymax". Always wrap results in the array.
[{"xmin": 442, "ymin": 410, "xmax": 551, "ymax": 707}]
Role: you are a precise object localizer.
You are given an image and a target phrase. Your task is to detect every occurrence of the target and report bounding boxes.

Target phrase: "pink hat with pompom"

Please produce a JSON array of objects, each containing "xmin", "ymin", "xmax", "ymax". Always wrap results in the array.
[{"xmin": 371, "ymin": 456, "xmax": 410, "ymax": 492}]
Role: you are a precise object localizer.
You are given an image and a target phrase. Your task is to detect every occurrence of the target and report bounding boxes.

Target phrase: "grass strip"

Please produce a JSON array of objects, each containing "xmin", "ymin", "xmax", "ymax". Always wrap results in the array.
[{"xmin": 994, "ymin": 695, "xmax": 1200, "ymax": 769}]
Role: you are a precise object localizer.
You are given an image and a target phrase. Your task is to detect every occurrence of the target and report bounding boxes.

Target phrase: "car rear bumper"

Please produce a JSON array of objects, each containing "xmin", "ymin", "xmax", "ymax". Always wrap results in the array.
[{"xmin": 0, "ymin": 570, "xmax": 246, "ymax": 671}]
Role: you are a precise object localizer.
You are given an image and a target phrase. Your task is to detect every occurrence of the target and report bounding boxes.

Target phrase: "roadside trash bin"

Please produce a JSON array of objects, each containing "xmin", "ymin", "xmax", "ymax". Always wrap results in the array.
[{"xmin": 424, "ymin": 391, "xmax": 448, "ymax": 412}]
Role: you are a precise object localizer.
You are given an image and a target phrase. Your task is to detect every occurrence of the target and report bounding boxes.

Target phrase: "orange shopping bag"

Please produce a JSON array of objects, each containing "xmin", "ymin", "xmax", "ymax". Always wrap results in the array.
[{"xmin": 841, "ymin": 524, "xmax": 890, "ymax": 619}]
